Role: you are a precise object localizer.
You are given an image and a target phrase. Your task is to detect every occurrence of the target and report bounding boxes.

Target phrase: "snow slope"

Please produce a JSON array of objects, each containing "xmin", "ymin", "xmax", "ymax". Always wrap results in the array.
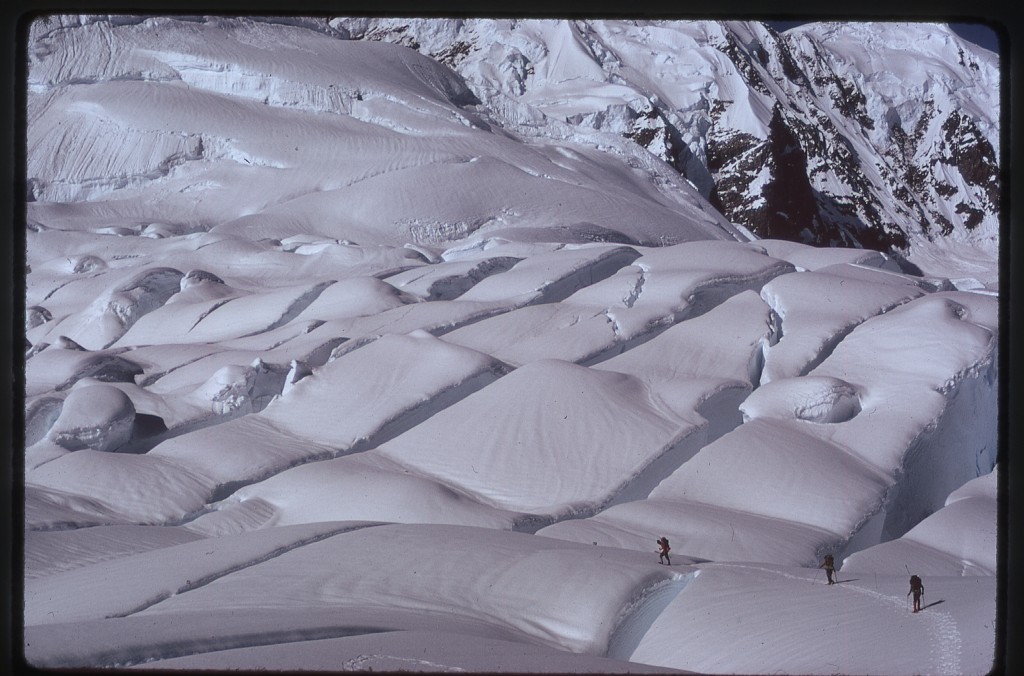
[
  {"xmin": 335, "ymin": 18, "xmax": 1000, "ymax": 280},
  {"xmin": 20, "ymin": 14, "xmax": 1000, "ymax": 675}
]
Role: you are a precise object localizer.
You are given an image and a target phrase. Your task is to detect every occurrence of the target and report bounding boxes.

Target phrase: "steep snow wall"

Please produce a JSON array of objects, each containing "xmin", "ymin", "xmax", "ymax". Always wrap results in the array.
[{"xmin": 842, "ymin": 353, "xmax": 999, "ymax": 558}]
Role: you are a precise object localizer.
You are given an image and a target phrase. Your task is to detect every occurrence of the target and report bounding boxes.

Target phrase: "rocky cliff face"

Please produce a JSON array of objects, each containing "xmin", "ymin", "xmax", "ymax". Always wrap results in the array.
[{"xmin": 332, "ymin": 18, "xmax": 999, "ymax": 265}]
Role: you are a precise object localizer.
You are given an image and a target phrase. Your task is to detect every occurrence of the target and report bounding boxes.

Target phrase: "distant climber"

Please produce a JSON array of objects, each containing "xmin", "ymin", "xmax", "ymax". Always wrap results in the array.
[
  {"xmin": 657, "ymin": 537, "xmax": 671, "ymax": 565},
  {"xmin": 908, "ymin": 574, "xmax": 924, "ymax": 612},
  {"xmin": 820, "ymin": 554, "xmax": 836, "ymax": 585}
]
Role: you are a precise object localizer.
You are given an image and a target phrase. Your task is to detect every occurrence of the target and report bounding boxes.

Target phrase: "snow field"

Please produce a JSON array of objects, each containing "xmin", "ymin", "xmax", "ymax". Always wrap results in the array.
[
  {"xmin": 118, "ymin": 524, "xmax": 679, "ymax": 655},
  {"xmin": 376, "ymin": 358, "xmax": 702, "ymax": 515},
  {"xmin": 22, "ymin": 234, "xmax": 999, "ymax": 673},
  {"xmin": 209, "ymin": 452, "xmax": 526, "ymax": 531},
  {"xmin": 130, "ymin": 628, "xmax": 684, "ymax": 672},
  {"xmin": 21, "ymin": 15, "xmax": 1000, "ymax": 674},
  {"xmin": 628, "ymin": 562, "xmax": 995, "ymax": 675}
]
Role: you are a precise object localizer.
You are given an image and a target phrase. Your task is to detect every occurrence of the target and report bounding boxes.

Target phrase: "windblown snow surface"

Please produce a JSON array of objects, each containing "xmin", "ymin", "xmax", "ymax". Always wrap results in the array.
[{"xmin": 20, "ymin": 15, "xmax": 1000, "ymax": 674}]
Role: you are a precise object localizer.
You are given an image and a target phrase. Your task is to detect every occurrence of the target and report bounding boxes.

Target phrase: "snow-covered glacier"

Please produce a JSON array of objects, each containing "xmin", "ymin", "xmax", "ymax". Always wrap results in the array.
[
  {"xmin": 333, "ymin": 18, "xmax": 1000, "ymax": 276},
  {"xmin": 20, "ymin": 15, "xmax": 1000, "ymax": 675}
]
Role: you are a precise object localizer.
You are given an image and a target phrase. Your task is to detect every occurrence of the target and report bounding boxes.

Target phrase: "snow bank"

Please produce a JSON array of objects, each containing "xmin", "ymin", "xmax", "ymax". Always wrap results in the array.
[
  {"xmin": 25, "ymin": 450, "xmax": 214, "ymax": 525},
  {"xmin": 444, "ymin": 243, "xmax": 788, "ymax": 367},
  {"xmin": 119, "ymin": 331, "xmax": 507, "ymax": 515},
  {"xmin": 147, "ymin": 415, "xmax": 336, "ymax": 496},
  {"xmin": 750, "ymin": 238, "xmax": 901, "ymax": 271},
  {"xmin": 23, "ymin": 522, "xmax": 372, "ymax": 626},
  {"xmin": 758, "ymin": 267, "xmax": 926, "ymax": 382},
  {"xmin": 131, "ymin": 628, "xmax": 681, "ymax": 672},
  {"xmin": 36, "ymin": 267, "xmax": 185, "ymax": 350},
  {"xmin": 456, "ymin": 244, "xmax": 641, "ymax": 304},
  {"xmin": 45, "ymin": 383, "xmax": 136, "ymax": 452},
  {"xmin": 538, "ymin": 497, "xmax": 830, "ymax": 566},
  {"xmin": 740, "ymin": 374, "xmax": 862, "ymax": 423},
  {"xmin": 298, "ymin": 297, "xmax": 512, "ymax": 353},
  {"xmin": 117, "ymin": 280, "xmax": 333, "ymax": 346},
  {"xmin": 290, "ymin": 275, "xmax": 420, "ymax": 320},
  {"xmin": 24, "ymin": 525, "xmax": 205, "ymax": 579},
  {"xmin": 650, "ymin": 417, "xmax": 890, "ymax": 536},
  {"xmin": 377, "ymin": 359, "xmax": 702, "ymax": 517},
  {"xmin": 575, "ymin": 240, "xmax": 795, "ymax": 318},
  {"xmin": 844, "ymin": 469, "xmax": 997, "ymax": 576},
  {"xmin": 126, "ymin": 524, "xmax": 681, "ymax": 655},
  {"xmin": 206, "ymin": 452, "xmax": 525, "ymax": 531},
  {"xmin": 442, "ymin": 303, "xmax": 624, "ymax": 367},
  {"xmin": 629, "ymin": 563, "xmax": 996, "ymax": 675},
  {"xmin": 258, "ymin": 331, "xmax": 507, "ymax": 448},
  {"xmin": 595, "ymin": 289, "xmax": 773, "ymax": 388},
  {"xmin": 384, "ymin": 255, "xmax": 523, "ymax": 300},
  {"xmin": 808, "ymin": 293, "xmax": 998, "ymax": 543},
  {"xmin": 25, "ymin": 483, "xmax": 136, "ymax": 531},
  {"xmin": 24, "ymin": 344, "xmax": 143, "ymax": 397}
]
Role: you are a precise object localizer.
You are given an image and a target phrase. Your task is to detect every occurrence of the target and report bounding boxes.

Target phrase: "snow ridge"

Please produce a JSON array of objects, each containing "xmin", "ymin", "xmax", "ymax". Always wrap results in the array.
[{"xmin": 114, "ymin": 522, "xmax": 375, "ymax": 618}]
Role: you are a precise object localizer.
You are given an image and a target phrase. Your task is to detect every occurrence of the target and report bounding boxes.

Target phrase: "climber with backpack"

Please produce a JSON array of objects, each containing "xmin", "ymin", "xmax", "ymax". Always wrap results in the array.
[
  {"xmin": 908, "ymin": 574, "xmax": 924, "ymax": 612},
  {"xmin": 820, "ymin": 554, "xmax": 836, "ymax": 585},
  {"xmin": 657, "ymin": 536, "xmax": 671, "ymax": 565}
]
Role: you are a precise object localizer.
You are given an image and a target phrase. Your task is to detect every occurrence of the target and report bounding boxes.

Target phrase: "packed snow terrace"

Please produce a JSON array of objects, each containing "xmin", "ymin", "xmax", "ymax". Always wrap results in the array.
[{"xmin": 23, "ymin": 15, "xmax": 999, "ymax": 674}]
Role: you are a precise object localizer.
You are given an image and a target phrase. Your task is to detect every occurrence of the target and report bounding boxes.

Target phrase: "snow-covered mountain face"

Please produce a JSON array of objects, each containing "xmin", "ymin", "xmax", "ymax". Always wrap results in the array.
[
  {"xmin": 333, "ymin": 18, "xmax": 1000, "ymax": 271},
  {"xmin": 25, "ymin": 15, "xmax": 746, "ymax": 253}
]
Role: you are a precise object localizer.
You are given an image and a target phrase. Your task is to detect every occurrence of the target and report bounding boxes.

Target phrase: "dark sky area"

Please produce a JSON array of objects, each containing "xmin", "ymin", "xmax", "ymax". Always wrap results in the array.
[
  {"xmin": 766, "ymin": 20, "xmax": 1000, "ymax": 53},
  {"xmin": 947, "ymin": 23, "xmax": 1001, "ymax": 53}
]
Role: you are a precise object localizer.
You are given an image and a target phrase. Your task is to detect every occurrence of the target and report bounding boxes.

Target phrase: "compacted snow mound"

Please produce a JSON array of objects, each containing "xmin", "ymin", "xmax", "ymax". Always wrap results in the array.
[
  {"xmin": 538, "ymin": 496, "xmax": 832, "ymax": 567},
  {"xmin": 129, "ymin": 629, "xmax": 684, "ymax": 673},
  {"xmin": 628, "ymin": 563, "xmax": 996, "ymax": 676},
  {"xmin": 124, "ymin": 523, "xmax": 680, "ymax": 655},
  {"xmin": 210, "ymin": 452, "xmax": 526, "ymax": 530},
  {"xmin": 25, "ymin": 450, "xmax": 215, "ymax": 525},
  {"xmin": 45, "ymin": 383, "xmax": 137, "ymax": 452},
  {"xmin": 649, "ymin": 417, "xmax": 890, "ymax": 536},
  {"xmin": 758, "ymin": 267, "xmax": 927, "ymax": 382},
  {"xmin": 377, "ymin": 358, "xmax": 703, "ymax": 516},
  {"xmin": 24, "ymin": 524, "xmax": 206, "ymax": 580},
  {"xmin": 258, "ymin": 330, "xmax": 509, "ymax": 448},
  {"xmin": 24, "ymin": 346, "xmax": 144, "ymax": 397},
  {"xmin": 740, "ymin": 375, "xmax": 862, "ymax": 423}
]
